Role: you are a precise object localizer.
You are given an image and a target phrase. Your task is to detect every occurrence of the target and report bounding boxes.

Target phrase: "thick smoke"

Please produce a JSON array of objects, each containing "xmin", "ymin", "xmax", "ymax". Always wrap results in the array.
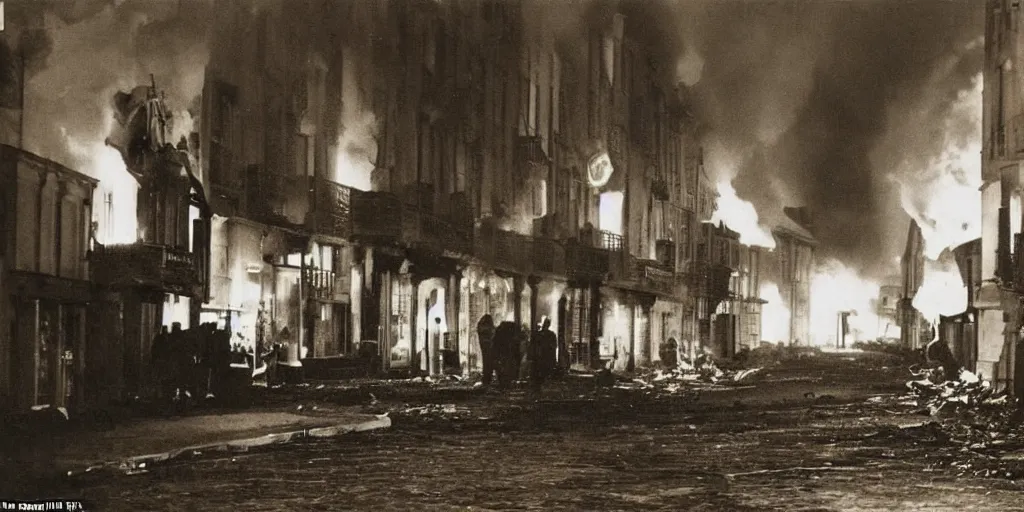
[
  {"xmin": 19, "ymin": 0, "xmax": 215, "ymax": 169},
  {"xmin": 676, "ymin": 0, "xmax": 983, "ymax": 279}
]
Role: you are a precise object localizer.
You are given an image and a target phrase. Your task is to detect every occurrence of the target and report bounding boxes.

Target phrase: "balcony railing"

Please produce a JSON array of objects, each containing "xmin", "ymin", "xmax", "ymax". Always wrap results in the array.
[
  {"xmin": 566, "ymin": 240, "xmax": 610, "ymax": 280},
  {"xmin": 309, "ymin": 178, "xmax": 352, "ymax": 239},
  {"xmin": 91, "ymin": 242, "xmax": 203, "ymax": 296},
  {"xmin": 351, "ymin": 191, "xmax": 403, "ymax": 242},
  {"xmin": 303, "ymin": 268, "xmax": 340, "ymax": 301},
  {"xmin": 476, "ymin": 225, "xmax": 532, "ymax": 274},
  {"xmin": 599, "ymin": 230, "xmax": 623, "ymax": 251},
  {"xmin": 533, "ymin": 237, "xmax": 566, "ymax": 275},
  {"xmin": 635, "ymin": 258, "xmax": 676, "ymax": 296}
]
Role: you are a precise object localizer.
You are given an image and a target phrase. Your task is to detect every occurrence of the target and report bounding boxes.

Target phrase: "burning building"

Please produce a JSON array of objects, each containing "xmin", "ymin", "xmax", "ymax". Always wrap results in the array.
[
  {"xmin": 900, "ymin": 219, "xmax": 930, "ymax": 349},
  {"xmin": 87, "ymin": 83, "xmax": 213, "ymax": 399},
  {"xmin": 762, "ymin": 206, "xmax": 816, "ymax": 346},
  {"xmin": 980, "ymin": 0, "xmax": 1024, "ymax": 392}
]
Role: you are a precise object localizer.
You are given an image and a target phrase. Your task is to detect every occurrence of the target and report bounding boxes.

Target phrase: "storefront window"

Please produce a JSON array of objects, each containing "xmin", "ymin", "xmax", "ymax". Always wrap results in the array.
[{"xmin": 390, "ymin": 275, "xmax": 412, "ymax": 367}]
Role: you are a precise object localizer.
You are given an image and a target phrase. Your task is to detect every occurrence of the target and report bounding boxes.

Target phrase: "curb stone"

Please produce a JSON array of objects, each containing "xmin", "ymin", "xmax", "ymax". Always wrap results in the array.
[{"xmin": 66, "ymin": 415, "xmax": 391, "ymax": 477}]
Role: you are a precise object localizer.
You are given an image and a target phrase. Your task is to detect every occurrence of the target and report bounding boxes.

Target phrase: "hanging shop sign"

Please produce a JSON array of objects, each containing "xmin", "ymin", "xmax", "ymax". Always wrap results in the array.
[{"xmin": 587, "ymin": 152, "xmax": 614, "ymax": 188}]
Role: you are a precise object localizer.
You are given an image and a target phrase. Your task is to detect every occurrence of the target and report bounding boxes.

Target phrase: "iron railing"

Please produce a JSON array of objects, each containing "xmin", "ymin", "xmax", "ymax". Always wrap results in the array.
[{"xmin": 91, "ymin": 242, "xmax": 202, "ymax": 295}]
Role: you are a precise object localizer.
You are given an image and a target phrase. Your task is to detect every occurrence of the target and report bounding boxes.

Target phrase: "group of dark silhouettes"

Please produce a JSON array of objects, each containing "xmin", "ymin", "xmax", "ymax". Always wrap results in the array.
[
  {"xmin": 150, "ymin": 322, "xmax": 238, "ymax": 407},
  {"xmin": 475, "ymin": 314, "xmax": 561, "ymax": 392}
]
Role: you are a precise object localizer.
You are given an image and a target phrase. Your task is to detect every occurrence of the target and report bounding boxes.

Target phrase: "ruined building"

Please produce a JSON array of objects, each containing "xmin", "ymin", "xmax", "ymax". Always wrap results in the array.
[
  {"xmin": 762, "ymin": 207, "xmax": 816, "ymax": 346},
  {"xmin": 900, "ymin": 219, "xmax": 929, "ymax": 349},
  {"xmin": 981, "ymin": 0, "xmax": 1023, "ymax": 392}
]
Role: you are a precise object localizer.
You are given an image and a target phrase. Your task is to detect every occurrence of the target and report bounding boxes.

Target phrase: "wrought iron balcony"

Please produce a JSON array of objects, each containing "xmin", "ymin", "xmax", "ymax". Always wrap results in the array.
[
  {"xmin": 635, "ymin": 258, "xmax": 676, "ymax": 296},
  {"xmin": 599, "ymin": 230, "xmax": 623, "ymax": 251},
  {"xmin": 90, "ymin": 242, "xmax": 203, "ymax": 297},
  {"xmin": 303, "ymin": 267, "xmax": 342, "ymax": 301},
  {"xmin": 533, "ymin": 237, "xmax": 566, "ymax": 275},
  {"xmin": 351, "ymin": 191, "xmax": 403, "ymax": 243},
  {"xmin": 565, "ymin": 240, "xmax": 611, "ymax": 281},
  {"xmin": 475, "ymin": 225, "xmax": 533, "ymax": 274},
  {"xmin": 246, "ymin": 168, "xmax": 310, "ymax": 229},
  {"xmin": 517, "ymin": 135, "xmax": 550, "ymax": 166},
  {"xmin": 308, "ymin": 178, "xmax": 352, "ymax": 239}
]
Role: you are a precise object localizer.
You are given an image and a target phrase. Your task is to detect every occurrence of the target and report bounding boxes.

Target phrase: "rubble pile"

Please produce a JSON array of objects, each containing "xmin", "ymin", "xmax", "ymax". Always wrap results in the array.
[
  {"xmin": 905, "ymin": 365, "xmax": 1008, "ymax": 417},
  {"xmin": 627, "ymin": 354, "xmax": 764, "ymax": 392}
]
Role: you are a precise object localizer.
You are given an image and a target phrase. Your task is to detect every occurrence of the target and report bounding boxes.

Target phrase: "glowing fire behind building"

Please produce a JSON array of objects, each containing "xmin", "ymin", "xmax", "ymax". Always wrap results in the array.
[
  {"xmin": 760, "ymin": 281, "xmax": 791, "ymax": 344},
  {"xmin": 809, "ymin": 259, "xmax": 883, "ymax": 346},
  {"xmin": 62, "ymin": 107, "xmax": 139, "ymax": 245},
  {"xmin": 333, "ymin": 48, "xmax": 379, "ymax": 192},
  {"xmin": 912, "ymin": 257, "xmax": 968, "ymax": 324},
  {"xmin": 710, "ymin": 180, "xmax": 776, "ymax": 249}
]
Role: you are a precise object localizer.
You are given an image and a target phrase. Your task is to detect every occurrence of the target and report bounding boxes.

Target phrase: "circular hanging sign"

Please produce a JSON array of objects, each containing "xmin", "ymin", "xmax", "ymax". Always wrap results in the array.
[{"xmin": 587, "ymin": 152, "xmax": 614, "ymax": 188}]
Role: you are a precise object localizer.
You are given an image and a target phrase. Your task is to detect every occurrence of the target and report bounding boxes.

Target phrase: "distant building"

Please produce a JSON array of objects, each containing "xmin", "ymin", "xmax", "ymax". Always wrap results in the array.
[
  {"xmin": 900, "ymin": 220, "xmax": 930, "ymax": 349},
  {"xmin": 877, "ymin": 278, "xmax": 902, "ymax": 341},
  {"xmin": 763, "ymin": 207, "xmax": 816, "ymax": 346}
]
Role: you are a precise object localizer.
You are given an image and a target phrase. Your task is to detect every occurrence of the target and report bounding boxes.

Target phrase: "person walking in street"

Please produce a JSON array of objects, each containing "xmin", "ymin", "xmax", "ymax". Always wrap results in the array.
[
  {"xmin": 477, "ymin": 314, "xmax": 496, "ymax": 387},
  {"xmin": 493, "ymin": 321, "xmax": 519, "ymax": 390},
  {"xmin": 530, "ymin": 317, "xmax": 558, "ymax": 394}
]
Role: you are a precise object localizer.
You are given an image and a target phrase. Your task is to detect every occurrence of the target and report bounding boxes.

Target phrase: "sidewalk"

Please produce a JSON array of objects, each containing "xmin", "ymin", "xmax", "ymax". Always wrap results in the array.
[{"xmin": 52, "ymin": 408, "xmax": 390, "ymax": 477}]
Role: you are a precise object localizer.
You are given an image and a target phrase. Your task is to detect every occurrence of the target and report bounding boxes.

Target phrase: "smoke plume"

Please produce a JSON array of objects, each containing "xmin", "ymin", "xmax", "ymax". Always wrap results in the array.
[
  {"xmin": 21, "ymin": 0, "xmax": 215, "ymax": 170},
  {"xmin": 677, "ymin": 0, "xmax": 983, "ymax": 279}
]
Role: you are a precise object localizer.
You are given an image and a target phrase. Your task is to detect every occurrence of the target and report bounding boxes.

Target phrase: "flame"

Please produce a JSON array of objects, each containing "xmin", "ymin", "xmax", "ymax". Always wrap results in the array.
[
  {"xmin": 333, "ymin": 47, "xmax": 378, "ymax": 191},
  {"xmin": 912, "ymin": 258, "xmax": 967, "ymax": 323},
  {"xmin": 710, "ymin": 180, "xmax": 776, "ymax": 249},
  {"xmin": 334, "ymin": 107, "xmax": 378, "ymax": 192},
  {"xmin": 809, "ymin": 259, "xmax": 882, "ymax": 346},
  {"xmin": 894, "ymin": 73, "xmax": 982, "ymax": 260},
  {"xmin": 599, "ymin": 191, "xmax": 624, "ymax": 236},
  {"xmin": 760, "ymin": 281, "xmax": 791, "ymax": 344},
  {"xmin": 63, "ymin": 108, "xmax": 139, "ymax": 245}
]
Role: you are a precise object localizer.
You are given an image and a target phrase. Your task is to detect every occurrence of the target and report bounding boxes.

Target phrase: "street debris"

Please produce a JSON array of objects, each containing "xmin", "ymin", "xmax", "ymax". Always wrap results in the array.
[{"xmin": 904, "ymin": 366, "xmax": 1006, "ymax": 417}]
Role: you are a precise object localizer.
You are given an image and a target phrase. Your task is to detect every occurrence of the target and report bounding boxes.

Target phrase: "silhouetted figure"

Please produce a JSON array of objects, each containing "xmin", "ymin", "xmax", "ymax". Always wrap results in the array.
[
  {"xmin": 660, "ymin": 337, "xmax": 679, "ymax": 368},
  {"xmin": 477, "ymin": 315, "xmax": 496, "ymax": 386},
  {"xmin": 531, "ymin": 318, "xmax": 558, "ymax": 392},
  {"xmin": 150, "ymin": 326, "xmax": 172, "ymax": 401},
  {"xmin": 493, "ymin": 321, "xmax": 519, "ymax": 389},
  {"xmin": 926, "ymin": 338, "xmax": 962, "ymax": 381}
]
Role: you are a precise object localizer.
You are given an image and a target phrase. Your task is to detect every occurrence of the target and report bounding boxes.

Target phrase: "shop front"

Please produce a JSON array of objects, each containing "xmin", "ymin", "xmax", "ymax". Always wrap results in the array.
[{"xmin": 7, "ymin": 272, "xmax": 93, "ymax": 411}]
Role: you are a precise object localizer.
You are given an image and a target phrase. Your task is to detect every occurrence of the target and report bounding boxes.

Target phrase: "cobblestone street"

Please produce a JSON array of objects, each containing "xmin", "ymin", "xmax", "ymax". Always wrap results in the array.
[{"xmin": 23, "ymin": 353, "xmax": 1024, "ymax": 511}]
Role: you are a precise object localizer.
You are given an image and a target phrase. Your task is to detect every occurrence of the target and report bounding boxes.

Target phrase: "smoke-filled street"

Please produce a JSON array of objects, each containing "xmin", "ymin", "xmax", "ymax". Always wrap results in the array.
[
  {"xmin": 9, "ymin": 351, "xmax": 1020, "ymax": 512},
  {"xmin": 2, "ymin": 0, "xmax": 1020, "ymax": 509}
]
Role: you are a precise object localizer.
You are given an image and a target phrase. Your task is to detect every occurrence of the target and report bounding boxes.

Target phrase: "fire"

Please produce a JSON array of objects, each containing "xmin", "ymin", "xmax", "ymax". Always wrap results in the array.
[
  {"xmin": 333, "ymin": 47, "xmax": 378, "ymax": 191},
  {"xmin": 598, "ymin": 191, "xmax": 624, "ymax": 235},
  {"xmin": 63, "ymin": 109, "xmax": 139, "ymax": 245},
  {"xmin": 333, "ymin": 107, "xmax": 378, "ymax": 192},
  {"xmin": 710, "ymin": 180, "xmax": 776, "ymax": 249},
  {"xmin": 809, "ymin": 259, "xmax": 882, "ymax": 346},
  {"xmin": 760, "ymin": 281, "xmax": 791, "ymax": 344},
  {"xmin": 894, "ymin": 73, "xmax": 982, "ymax": 260},
  {"xmin": 912, "ymin": 258, "xmax": 967, "ymax": 323}
]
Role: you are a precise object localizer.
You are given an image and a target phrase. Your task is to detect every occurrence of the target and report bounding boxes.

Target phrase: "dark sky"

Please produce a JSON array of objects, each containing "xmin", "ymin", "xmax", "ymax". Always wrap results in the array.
[{"xmin": 674, "ymin": 0, "xmax": 984, "ymax": 279}]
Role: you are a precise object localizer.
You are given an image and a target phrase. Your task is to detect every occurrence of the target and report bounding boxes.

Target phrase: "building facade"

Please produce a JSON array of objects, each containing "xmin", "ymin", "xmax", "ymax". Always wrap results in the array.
[
  {"xmin": 183, "ymin": 0, "xmax": 724, "ymax": 378},
  {"xmin": 900, "ymin": 219, "xmax": 930, "ymax": 349},
  {"xmin": 981, "ymin": 0, "xmax": 1024, "ymax": 393},
  {"xmin": 763, "ymin": 207, "xmax": 816, "ymax": 346},
  {"xmin": 0, "ymin": 145, "xmax": 97, "ymax": 411}
]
